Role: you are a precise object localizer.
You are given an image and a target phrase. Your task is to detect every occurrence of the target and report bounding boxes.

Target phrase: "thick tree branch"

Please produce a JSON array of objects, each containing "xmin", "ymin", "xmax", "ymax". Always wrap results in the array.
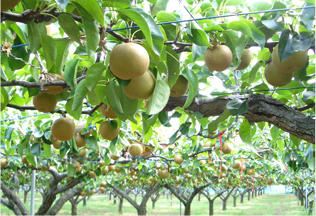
[
  {"xmin": 163, "ymin": 94, "xmax": 315, "ymax": 144},
  {"xmin": 1, "ymin": 9, "xmax": 82, "ymax": 24},
  {"xmin": 109, "ymin": 184, "xmax": 139, "ymax": 209},
  {"xmin": 0, "ymin": 197, "xmax": 22, "ymax": 215},
  {"xmin": 1, "ymin": 182, "xmax": 29, "ymax": 215}
]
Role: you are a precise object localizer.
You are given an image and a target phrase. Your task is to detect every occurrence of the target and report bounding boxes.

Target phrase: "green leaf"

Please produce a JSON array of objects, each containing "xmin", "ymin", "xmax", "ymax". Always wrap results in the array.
[
  {"xmin": 227, "ymin": 21, "xmax": 252, "ymax": 38},
  {"xmin": 27, "ymin": 21, "xmax": 42, "ymax": 53},
  {"xmin": 208, "ymin": 108, "xmax": 230, "ymax": 134},
  {"xmin": 251, "ymin": 1, "xmax": 271, "ymax": 10},
  {"xmin": 278, "ymin": 29, "xmax": 293, "ymax": 63},
  {"xmin": 64, "ymin": 58, "xmax": 81, "ymax": 88},
  {"xmin": 240, "ymin": 20, "xmax": 265, "ymax": 50},
  {"xmin": 226, "ymin": 98, "xmax": 247, "ymax": 116},
  {"xmin": 8, "ymin": 22, "xmax": 27, "ymax": 44},
  {"xmin": 151, "ymin": 0, "xmax": 169, "ymax": 16},
  {"xmin": 102, "ymin": 0, "xmax": 130, "ymax": 9},
  {"xmin": 290, "ymin": 134, "xmax": 301, "ymax": 147},
  {"xmin": 261, "ymin": 19, "xmax": 284, "ymax": 31},
  {"xmin": 74, "ymin": 3, "xmax": 100, "ymax": 58},
  {"xmin": 271, "ymin": 126, "xmax": 279, "ymax": 140},
  {"xmin": 182, "ymin": 68, "xmax": 199, "ymax": 108},
  {"xmin": 41, "ymin": 35, "xmax": 57, "ymax": 71},
  {"xmin": 5, "ymin": 127, "xmax": 14, "ymax": 141},
  {"xmin": 192, "ymin": 44, "xmax": 207, "ymax": 61},
  {"xmin": 58, "ymin": 14, "xmax": 82, "ymax": 45},
  {"xmin": 26, "ymin": 153, "xmax": 37, "ymax": 167},
  {"xmin": 85, "ymin": 136, "xmax": 97, "ymax": 150},
  {"xmin": 66, "ymin": 97, "xmax": 82, "ymax": 120},
  {"xmin": 31, "ymin": 143, "xmax": 40, "ymax": 156},
  {"xmin": 186, "ymin": 22, "xmax": 211, "ymax": 47},
  {"xmin": 75, "ymin": 0, "xmax": 104, "ymax": 25},
  {"xmin": 116, "ymin": 91, "xmax": 139, "ymax": 122},
  {"xmin": 121, "ymin": 7, "xmax": 164, "ymax": 56},
  {"xmin": 166, "ymin": 46, "xmax": 180, "ymax": 88},
  {"xmin": 146, "ymin": 79, "xmax": 170, "ymax": 115},
  {"xmin": 249, "ymin": 61, "xmax": 263, "ymax": 84},
  {"xmin": 158, "ymin": 112, "xmax": 171, "ymax": 127},
  {"xmin": 43, "ymin": 144, "xmax": 52, "ymax": 158},
  {"xmin": 85, "ymin": 63, "xmax": 106, "ymax": 91},
  {"xmin": 307, "ymin": 157, "xmax": 315, "ymax": 170},
  {"xmin": 156, "ymin": 11, "xmax": 178, "ymax": 22},
  {"xmin": 68, "ymin": 165, "xmax": 75, "ymax": 177},
  {"xmin": 257, "ymin": 122, "xmax": 265, "ymax": 130},
  {"xmin": 55, "ymin": 39, "xmax": 71, "ymax": 75},
  {"xmin": 72, "ymin": 80, "xmax": 89, "ymax": 110},
  {"xmin": 105, "ymin": 81, "xmax": 124, "ymax": 115},
  {"xmin": 239, "ymin": 119, "xmax": 251, "ymax": 144}
]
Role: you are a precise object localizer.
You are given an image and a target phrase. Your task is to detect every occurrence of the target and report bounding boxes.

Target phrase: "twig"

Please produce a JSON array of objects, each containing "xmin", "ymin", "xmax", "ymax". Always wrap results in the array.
[
  {"xmin": 295, "ymin": 103, "xmax": 315, "ymax": 112},
  {"xmin": 198, "ymin": 116, "xmax": 238, "ymax": 139},
  {"xmin": 35, "ymin": 51, "xmax": 47, "ymax": 74},
  {"xmin": 9, "ymin": 54, "xmax": 40, "ymax": 69}
]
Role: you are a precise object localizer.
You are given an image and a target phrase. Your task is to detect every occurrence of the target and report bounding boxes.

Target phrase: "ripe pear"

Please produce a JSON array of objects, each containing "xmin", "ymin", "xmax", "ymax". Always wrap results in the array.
[
  {"xmin": 168, "ymin": 75, "xmax": 189, "ymax": 98},
  {"xmin": 246, "ymin": 169, "xmax": 254, "ymax": 175},
  {"xmin": 108, "ymin": 165, "xmax": 115, "ymax": 171},
  {"xmin": 264, "ymin": 62, "xmax": 293, "ymax": 87},
  {"xmin": 272, "ymin": 44, "xmax": 308, "ymax": 73},
  {"xmin": 204, "ymin": 44, "xmax": 233, "ymax": 72},
  {"xmin": 77, "ymin": 121, "xmax": 93, "ymax": 136},
  {"xmin": 89, "ymin": 171, "xmax": 96, "ymax": 178},
  {"xmin": 1, "ymin": 158, "xmax": 8, "ymax": 168},
  {"xmin": 89, "ymin": 190, "xmax": 94, "ymax": 195},
  {"xmin": 129, "ymin": 143, "xmax": 143, "ymax": 156},
  {"xmin": 183, "ymin": 167, "xmax": 189, "ymax": 173},
  {"xmin": 200, "ymin": 160, "xmax": 206, "ymax": 165},
  {"xmin": 123, "ymin": 70, "xmax": 156, "ymax": 99},
  {"xmin": 51, "ymin": 118, "xmax": 76, "ymax": 141},
  {"xmin": 160, "ymin": 169, "xmax": 170, "ymax": 179},
  {"xmin": 101, "ymin": 181, "xmax": 107, "ymax": 187},
  {"xmin": 80, "ymin": 191, "xmax": 86, "ymax": 196},
  {"xmin": 41, "ymin": 164, "xmax": 50, "ymax": 171},
  {"xmin": 100, "ymin": 186, "xmax": 106, "ymax": 192},
  {"xmin": 102, "ymin": 166, "xmax": 109, "ymax": 174},
  {"xmin": 109, "ymin": 43, "xmax": 149, "ymax": 80},
  {"xmin": 22, "ymin": 155, "xmax": 29, "ymax": 165},
  {"xmin": 222, "ymin": 143, "xmax": 233, "ymax": 154},
  {"xmin": 33, "ymin": 92, "xmax": 57, "ymax": 113},
  {"xmin": 236, "ymin": 49, "xmax": 253, "ymax": 70},
  {"xmin": 174, "ymin": 154, "xmax": 184, "ymax": 165},
  {"xmin": 231, "ymin": 160, "xmax": 241, "ymax": 170},
  {"xmin": 80, "ymin": 149, "xmax": 88, "ymax": 157},
  {"xmin": 100, "ymin": 104, "xmax": 117, "ymax": 119},
  {"xmin": 98, "ymin": 121, "xmax": 120, "ymax": 140},
  {"xmin": 52, "ymin": 138, "xmax": 62, "ymax": 149},
  {"xmin": 75, "ymin": 133, "xmax": 86, "ymax": 148},
  {"xmin": 110, "ymin": 153, "xmax": 120, "ymax": 160},
  {"xmin": 1, "ymin": 0, "xmax": 21, "ymax": 11}
]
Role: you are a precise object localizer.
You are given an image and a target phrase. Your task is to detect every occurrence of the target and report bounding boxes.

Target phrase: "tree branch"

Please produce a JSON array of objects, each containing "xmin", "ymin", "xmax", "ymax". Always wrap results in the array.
[
  {"xmin": 0, "ymin": 197, "xmax": 22, "ymax": 215},
  {"xmin": 163, "ymin": 94, "xmax": 315, "ymax": 144},
  {"xmin": 1, "ymin": 182, "xmax": 29, "ymax": 215},
  {"xmin": 1, "ymin": 9, "xmax": 82, "ymax": 24},
  {"xmin": 295, "ymin": 103, "xmax": 315, "ymax": 112}
]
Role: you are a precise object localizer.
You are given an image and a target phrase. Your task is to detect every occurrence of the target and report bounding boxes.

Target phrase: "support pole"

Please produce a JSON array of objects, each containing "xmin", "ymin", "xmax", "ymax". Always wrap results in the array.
[
  {"xmin": 306, "ymin": 185, "xmax": 309, "ymax": 210},
  {"xmin": 30, "ymin": 170, "xmax": 36, "ymax": 216},
  {"xmin": 179, "ymin": 184, "xmax": 182, "ymax": 215}
]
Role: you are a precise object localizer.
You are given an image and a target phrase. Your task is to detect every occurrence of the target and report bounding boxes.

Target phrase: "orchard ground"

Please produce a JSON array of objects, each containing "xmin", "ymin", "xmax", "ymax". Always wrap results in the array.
[{"xmin": 1, "ymin": 192, "xmax": 314, "ymax": 215}]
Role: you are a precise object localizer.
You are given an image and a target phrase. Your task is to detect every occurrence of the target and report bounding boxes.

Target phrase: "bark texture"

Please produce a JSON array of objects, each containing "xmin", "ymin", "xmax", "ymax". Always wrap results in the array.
[{"xmin": 163, "ymin": 94, "xmax": 315, "ymax": 143}]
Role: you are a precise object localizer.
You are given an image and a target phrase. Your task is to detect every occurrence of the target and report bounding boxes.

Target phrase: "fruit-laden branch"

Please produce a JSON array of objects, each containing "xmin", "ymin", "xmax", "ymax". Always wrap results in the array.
[
  {"xmin": 163, "ymin": 94, "xmax": 315, "ymax": 144},
  {"xmin": 6, "ymin": 103, "xmax": 101, "ymax": 116},
  {"xmin": 1, "ymin": 75, "xmax": 85, "ymax": 88},
  {"xmin": 1, "ymin": 8, "xmax": 82, "ymax": 24}
]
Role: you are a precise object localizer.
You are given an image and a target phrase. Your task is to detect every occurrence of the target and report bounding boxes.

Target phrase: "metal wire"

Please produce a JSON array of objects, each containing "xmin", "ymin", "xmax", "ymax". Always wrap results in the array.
[{"xmin": 7, "ymin": 5, "xmax": 315, "ymax": 49}]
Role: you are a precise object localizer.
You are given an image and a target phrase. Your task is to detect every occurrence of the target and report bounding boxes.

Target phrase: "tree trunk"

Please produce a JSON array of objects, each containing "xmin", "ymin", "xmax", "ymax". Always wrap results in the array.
[
  {"xmin": 209, "ymin": 200, "xmax": 214, "ymax": 216},
  {"xmin": 170, "ymin": 193, "xmax": 172, "ymax": 206},
  {"xmin": 184, "ymin": 204, "xmax": 191, "ymax": 216},
  {"xmin": 109, "ymin": 192, "xmax": 112, "ymax": 200},
  {"xmin": 233, "ymin": 196, "xmax": 237, "ymax": 207},
  {"xmin": 83, "ymin": 196, "xmax": 86, "ymax": 206},
  {"xmin": 24, "ymin": 191, "xmax": 28, "ymax": 203},
  {"xmin": 222, "ymin": 199, "xmax": 227, "ymax": 210},
  {"xmin": 252, "ymin": 190, "xmax": 254, "ymax": 198},
  {"xmin": 152, "ymin": 200, "xmax": 155, "ymax": 209},
  {"xmin": 135, "ymin": 194, "xmax": 137, "ymax": 202},
  {"xmin": 114, "ymin": 195, "xmax": 117, "ymax": 205},
  {"xmin": 137, "ymin": 207, "xmax": 147, "ymax": 216},
  {"xmin": 118, "ymin": 197, "xmax": 123, "ymax": 214},
  {"xmin": 301, "ymin": 195, "xmax": 304, "ymax": 206},
  {"xmin": 255, "ymin": 189, "xmax": 257, "ymax": 197},
  {"xmin": 71, "ymin": 201, "xmax": 77, "ymax": 215},
  {"xmin": 240, "ymin": 194, "xmax": 244, "ymax": 203},
  {"xmin": 198, "ymin": 192, "xmax": 201, "ymax": 201},
  {"xmin": 309, "ymin": 200, "xmax": 314, "ymax": 215},
  {"xmin": 248, "ymin": 191, "xmax": 250, "ymax": 201}
]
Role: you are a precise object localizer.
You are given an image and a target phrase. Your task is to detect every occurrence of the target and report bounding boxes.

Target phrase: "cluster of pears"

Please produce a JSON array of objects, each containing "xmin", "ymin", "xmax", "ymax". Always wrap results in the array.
[
  {"xmin": 204, "ymin": 43, "xmax": 252, "ymax": 72},
  {"xmin": 109, "ymin": 43, "xmax": 155, "ymax": 99},
  {"xmin": 264, "ymin": 44, "xmax": 308, "ymax": 87},
  {"xmin": 32, "ymin": 73, "xmax": 66, "ymax": 113}
]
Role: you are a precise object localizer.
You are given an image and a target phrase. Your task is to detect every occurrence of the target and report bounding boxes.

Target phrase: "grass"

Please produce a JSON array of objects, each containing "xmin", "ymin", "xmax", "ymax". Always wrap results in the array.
[{"xmin": 1, "ymin": 192, "xmax": 314, "ymax": 215}]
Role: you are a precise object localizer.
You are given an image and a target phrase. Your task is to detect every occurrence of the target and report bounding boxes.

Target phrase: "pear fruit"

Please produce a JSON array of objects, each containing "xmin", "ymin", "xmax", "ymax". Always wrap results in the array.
[
  {"xmin": 129, "ymin": 143, "xmax": 143, "ymax": 156},
  {"xmin": 174, "ymin": 154, "xmax": 184, "ymax": 165},
  {"xmin": 77, "ymin": 121, "xmax": 93, "ymax": 136},
  {"xmin": 123, "ymin": 70, "xmax": 155, "ymax": 99},
  {"xmin": 43, "ymin": 74, "xmax": 66, "ymax": 95},
  {"xmin": 33, "ymin": 92, "xmax": 56, "ymax": 113},
  {"xmin": 1, "ymin": 0, "xmax": 21, "ymax": 11},
  {"xmin": 100, "ymin": 104, "xmax": 117, "ymax": 119},
  {"xmin": 204, "ymin": 44, "xmax": 233, "ymax": 72},
  {"xmin": 168, "ymin": 75, "xmax": 189, "ymax": 98},
  {"xmin": 109, "ymin": 43, "xmax": 149, "ymax": 80},
  {"xmin": 264, "ymin": 62, "xmax": 293, "ymax": 87},
  {"xmin": 51, "ymin": 118, "xmax": 76, "ymax": 141},
  {"xmin": 236, "ymin": 49, "xmax": 253, "ymax": 70},
  {"xmin": 98, "ymin": 121, "xmax": 119, "ymax": 140}
]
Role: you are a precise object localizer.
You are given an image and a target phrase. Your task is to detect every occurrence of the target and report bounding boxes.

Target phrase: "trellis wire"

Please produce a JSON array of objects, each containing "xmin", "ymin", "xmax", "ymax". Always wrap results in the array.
[{"xmin": 7, "ymin": 5, "xmax": 315, "ymax": 49}]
